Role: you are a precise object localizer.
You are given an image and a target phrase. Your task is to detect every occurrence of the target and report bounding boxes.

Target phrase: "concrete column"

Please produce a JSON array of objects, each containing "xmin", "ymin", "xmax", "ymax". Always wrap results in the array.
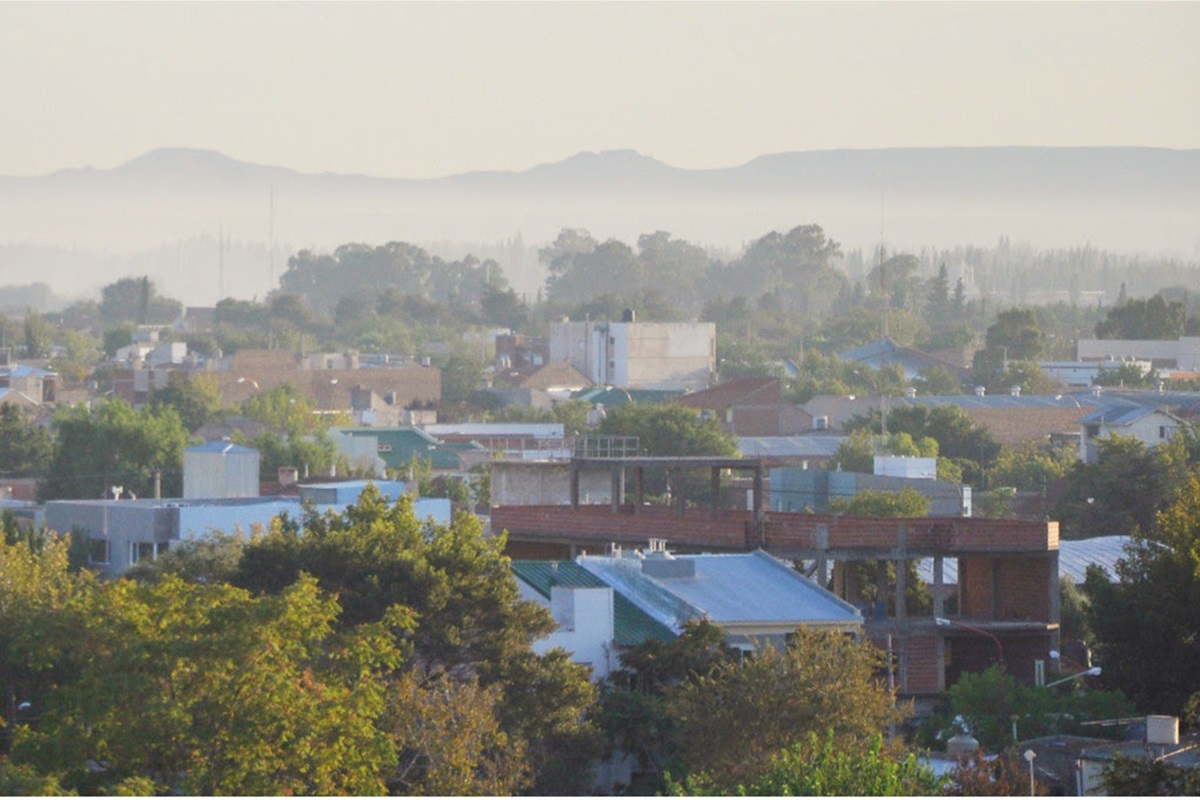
[
  {"xmin": 752, "ymin": 466, "xmax": 764, "ymax": 544},
  {"xmin": 876, "ymin": 561, "xmax": 889, "ymax": 620},
  {"xmin": 570, "ymin": 464, "xmax": 580, "ymax": 509},
  {"xmin": 933, "ymin": 555, "xmax": 945, "ymax": 618},
  {"xmin": 1048, "ymin": 549, "xmax": 1061, "ymax": 654},
  {"xmin": 710, "ymin": 467, "xmax": 721, "ymax": 519},
  {"xmin": 633, "ymin": 467, "xmax": 644, "ymax": 514},
  {"xmin": 895, "ymin": 559, "xmax": 907, "ymax": 620},
  {"xmin": 610, "ymin": 466, "xmax": 621, "ymax": 513}
]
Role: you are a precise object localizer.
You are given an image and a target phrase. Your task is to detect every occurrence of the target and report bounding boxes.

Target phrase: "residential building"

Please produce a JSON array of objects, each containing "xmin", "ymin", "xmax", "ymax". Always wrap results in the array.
[
  {"xmin": 669, "ymin": 377, "xmax": 811, "ymax": 437},
  {"xmin": 182, "ymin": 442, "xmax": 260, "ymax": 499},
  {"xmin": 1078, "ymin": 402, "xmax": 1182, "ymax": 462},
  {"xmin": 838, "ymin": 338, "xmax": 967, "ymax": 381},
  {"xmin": 0, "ymin": 362, "xmax": 58, "ymax": 405},
  {"xmin": 548, "ymin": 319, "xmax": 715, "ymax": 391},
  {"xmin": 332, "ymin": 426, "xmax": 484, "ymax": 472},
  {"xmin": 45, "ymin": 480, "xmax": 446, "ymax": 578}
]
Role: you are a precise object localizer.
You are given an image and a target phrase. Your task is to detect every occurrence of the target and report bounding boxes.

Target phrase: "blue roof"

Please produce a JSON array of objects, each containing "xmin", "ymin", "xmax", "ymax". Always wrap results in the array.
[
  {"xmin": 0, "ymin": 364, "xmax": 54, "ymax": 378},
  {"xmin": 187, "ymin": 441, "xmax": 259, "ymax": 454},
  {"xmin": 895, "ymin": 393, "xmax": 1109, "ymax": 410}
]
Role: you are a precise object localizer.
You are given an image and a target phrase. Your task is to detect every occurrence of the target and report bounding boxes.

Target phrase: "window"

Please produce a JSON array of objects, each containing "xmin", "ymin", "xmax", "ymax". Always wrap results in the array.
[
  {"xmin": 88, "ymin": 538, "xmax": 110, "ymax": 564},
  {"xmin": 130, "ymin": 541, "xmax": 156, "ymax": 564},
  {"xmin": 378, "ymin": 443, "xmax": 393, "ymax": 453}
]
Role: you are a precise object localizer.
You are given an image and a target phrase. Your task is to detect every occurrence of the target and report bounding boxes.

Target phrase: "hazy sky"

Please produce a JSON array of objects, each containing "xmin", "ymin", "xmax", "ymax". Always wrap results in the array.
[{"xmin": 2, "ymin": 1, "xmax": 1198, "ymax": 179}]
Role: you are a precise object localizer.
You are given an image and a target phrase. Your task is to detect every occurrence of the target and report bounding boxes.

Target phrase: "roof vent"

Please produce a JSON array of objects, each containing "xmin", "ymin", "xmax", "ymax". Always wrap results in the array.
[
  {"xmin": 642, "ymin": 555, "xmax": 696, "ymax": 579},
  {"xmin": 1010, "ymin": 385, "xmax": 1021, "ymax": 397},
  {"xmin": 974, "ymin": 386, "xmax": 986, "ymax": 397},
  {"xmin": 813, "ymin": 416, "xmax": 829, "ymax": 430}
]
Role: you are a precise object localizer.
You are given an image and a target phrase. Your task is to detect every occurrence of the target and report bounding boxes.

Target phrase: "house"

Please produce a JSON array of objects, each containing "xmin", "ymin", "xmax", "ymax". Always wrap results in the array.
[
  {"xmin": 1077, "ymin": 401, "xmax": 1182, "ymax": 462},
  {"xmin": 889, "ymin": 392, "xmax": 1105, "ymax": 448},
  {"xmin": 331, "ymin": 426, "xmax": 484, "ymax": 472},
  {"xmin": 669, "ymin": 377, "xmax": 810, "ymax": 436},
  {"xmin": 493, "ymin": 453, "xmax": 1060, "ymax": 698},
  {"xmin": 1077, "ymin": 716, "xmax": 1195, "ymax": 795},
  {"xmin": 0, "ymin": 362, "xmax": 58, "ymax": 404},
  {"xmin": 838, "ymin": 338, "xmax": 966, "ymax": 381},
  {"xmin": 517, "ymin": 361, "xmax": 592, "ymax": 396},
  {"xmin": 0, "ymin": 387, "xmax": 41, "ymax": 412},
  {"xmin": 513, "ymin": 548, "xmax": 861, "ymax": 674},
  {"xmin": 549, "ymin": 319, "xmax": 715, "ymax": 391}
]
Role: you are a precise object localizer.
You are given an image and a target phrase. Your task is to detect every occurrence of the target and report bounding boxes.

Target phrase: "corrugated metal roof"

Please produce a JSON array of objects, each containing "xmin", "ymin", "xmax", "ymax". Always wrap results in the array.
[
  {"xmin": 578, "ymin": 550, "xmax": 862, "ymax": 630},
  {"xmin": 895, "ymin": 394, "xmax": 1109, "ymax": 410},
  {"xmin": 738, "ymin": 436, "xmax": 846, "ymax": 458},
  {"xmin": 1078, "ymin": 403, "xmax": 1156, "ymax": 426},
  {"xmin": 187, "ymin": 441, "xmax": 258, "ymax": 454},
  {"xmin": 511, "ymin": 560, "xmax": 675, "ymax": 646}
]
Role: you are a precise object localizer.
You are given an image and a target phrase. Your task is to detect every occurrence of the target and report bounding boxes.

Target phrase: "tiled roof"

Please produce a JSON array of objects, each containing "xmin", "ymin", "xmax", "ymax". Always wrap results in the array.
[
  {"xmin": 670, "ymin": 377, "xmax": 780, "ymax": 410},
  {"xmin": 520, "ymin": 361, "xmax": 592, "ymax": 391},
  {"xmin": 511, "ymin": 560, "xmax": 676, "ymax": 646}
]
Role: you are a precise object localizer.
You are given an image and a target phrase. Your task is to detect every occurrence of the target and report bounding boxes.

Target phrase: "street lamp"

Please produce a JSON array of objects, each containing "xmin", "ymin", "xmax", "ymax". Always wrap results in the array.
[
  {"xmin": 1023, "ymin": 748, "xmax": 1036, "ymax": 796},
  {"xmin": 935, "ymin": 616, "xmax": 1005, "ymax": 667},
  {"xmin": 1044, "ymin": 666, "xmax": 1101, "ymax": 689}
]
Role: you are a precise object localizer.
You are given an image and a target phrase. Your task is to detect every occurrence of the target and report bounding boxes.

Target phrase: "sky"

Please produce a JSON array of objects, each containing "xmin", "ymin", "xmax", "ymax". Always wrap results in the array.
[{"xmin": 1, "ymin": 1, "xmax": 1198, "ymax": 179}]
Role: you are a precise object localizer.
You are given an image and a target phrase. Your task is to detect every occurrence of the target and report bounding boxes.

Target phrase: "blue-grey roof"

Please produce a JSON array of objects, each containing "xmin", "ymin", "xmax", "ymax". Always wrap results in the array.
[
  {"xmin": 0, "ymin": 364, "xmax": 54, "ymax": 378},
  {"xmin": 577, "ymin": 550, "xmax": 861, "ymax": 632},
  {"xmin": 738, "ymin": 436, "xmax": 846, "ymax": 458},
  {"xmin": 1077, "ymin": 403, "xmax": 1158, "ymax": 426},
  {"xmin": 894, "ymin": 393, "xmax": 1109, "ymax": 410},
  {"xmin": 187, "ymin": 441, "xmax": 259, "ymax": 454}
]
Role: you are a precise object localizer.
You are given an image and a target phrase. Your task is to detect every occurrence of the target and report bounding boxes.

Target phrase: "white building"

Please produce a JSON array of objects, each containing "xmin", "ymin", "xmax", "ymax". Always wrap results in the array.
[
  {"xmin": 1077, "ymin": 402, "xmax": 1182, "ymax": 462},
  {"xmin": 548, "ymin": 320, "xmax": 715, "ymax": 391},
  {"xmin": 1077, "ymin": 337, "xmax": 1200, "ymax": 371}
]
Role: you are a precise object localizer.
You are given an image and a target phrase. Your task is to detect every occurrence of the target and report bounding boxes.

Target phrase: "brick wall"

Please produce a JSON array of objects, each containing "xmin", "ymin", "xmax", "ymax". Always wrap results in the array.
[{"xmin": 492, "ymin": 505, "xmax": 1057, "ymax": 557}]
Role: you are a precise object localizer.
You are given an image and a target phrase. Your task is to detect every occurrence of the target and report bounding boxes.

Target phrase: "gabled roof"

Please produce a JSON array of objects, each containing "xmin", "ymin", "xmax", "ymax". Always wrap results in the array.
[
  {"xmin": 670, "ymin": 377, "xmax": 781, "ymax": 410},
  {"xmin": 838, "ymin": 338, "xmax": 964, "ymax": 377},
  {"xmin": 520, "ymin": 361, "xmax": 592, "ymax": 391},
  {"xmin": 1078, "ymin": 402, "xmax": 1165, "ymax": 426},
  {"xmin": 577, "ymin": 550, "xmax": 861, "ymax": 632},
  {"xmin": 572, "ymin": 386, "xmax": 684, "ymax": 406},
  {"xmin": 187, "ymin": 441, "xmax": 259, "ymax": 455},
  {"xmin": 511, "ymin": 560, "xmax": 675, "ymax": 646}
]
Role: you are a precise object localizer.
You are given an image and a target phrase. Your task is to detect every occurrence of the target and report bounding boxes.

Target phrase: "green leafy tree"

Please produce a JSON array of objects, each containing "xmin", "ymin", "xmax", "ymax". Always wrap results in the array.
[
  {"xmin": 40, "ymin": 399, "xmax": 192, "ymax": 500},
  {"xmin": 598, "ymin": 403, "xmax": 738, "ymax": 458},
  {"xmin": 1093, "ymin": 361, "xmax": 1158, "ymax": 389},
  {"xmin": 13, "ymin": 575, "xmax": 403, "ymax": 795},
  {"xmin": 233, "ymin": 488, "xmax": 602, "ymax": 793},
  {"xmin": 1085, "ymin": 476, "xmax": 1200, "ymax": 716},
  {"xmin": 988, "ymin": 440, "xmax": 1076, "ymax": 492},
  {"xmin": 1094, "ymin": 295, "xmax": 1187, "ymax": 340},
  {"xmin": 1101, "ymin": 753, "xmax": 1200, "ymax": 795},
  {"xmin": 440, "ymin": 353, "xmax": 485, "ymax": 404},
  {"xmin": 665, "ymin": 629, "xmax": 900, "ymax": 792},
  {"xmin": 98, "ymin": 276, "xmax": 182, "ymax": 327},
  {"xmin": 147, "ymin": 373, "xmax": 223, "ymax": 432},
  {"xmin": 670, "ymin": 731, "xmax": 945, "ymax": 796},
  {"xmin": 0, "ymin": 404, "xmax": 53, "ymax": 478},
  {"xmin": 241, "ymin": 382, "xmax": 322, "ymax": 437},
  {"xmin": 985, "ymin": 308, "xmax": 1045, "ymax": 360},
  {"xmin": 830, "ymin": 487, "xmax": 931, "ymax": 517}
]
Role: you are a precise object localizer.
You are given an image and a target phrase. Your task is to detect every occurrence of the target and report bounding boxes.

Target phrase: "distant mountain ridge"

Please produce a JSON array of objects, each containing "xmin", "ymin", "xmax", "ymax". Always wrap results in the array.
[{"xmin": 1, "ymin": 145, "xmax": 1198, "ymax": 306}]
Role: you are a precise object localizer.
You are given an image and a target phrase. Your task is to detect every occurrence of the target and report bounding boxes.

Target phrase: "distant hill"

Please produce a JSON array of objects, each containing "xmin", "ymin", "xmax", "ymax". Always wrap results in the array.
[{"xmin": 1, "ymin": 146, "xmax": 1197, "ymax": 305}]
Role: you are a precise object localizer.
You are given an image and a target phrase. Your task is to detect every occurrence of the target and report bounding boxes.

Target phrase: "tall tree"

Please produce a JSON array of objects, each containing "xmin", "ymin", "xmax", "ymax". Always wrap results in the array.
[
  {"xmin": 1094, "ymin": 295, "xmax": 1187, "ymax": 340},
  {"xmin": 40, "ymin": 399, "xmax": 192, "ymax": 500}
]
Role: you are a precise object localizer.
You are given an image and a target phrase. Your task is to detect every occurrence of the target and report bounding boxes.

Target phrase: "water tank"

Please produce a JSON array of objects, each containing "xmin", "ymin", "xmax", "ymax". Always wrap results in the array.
[{"xmin": 1146, "ymin": 715, "xmax": 1179, "ymax": 746}]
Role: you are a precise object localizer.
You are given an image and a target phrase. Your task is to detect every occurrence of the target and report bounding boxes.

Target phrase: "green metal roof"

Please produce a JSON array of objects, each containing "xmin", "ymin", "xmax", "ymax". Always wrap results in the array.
[
  {"xmin": 334, "ymin": 426, "xmax": 479, "ymax": 470},
  {"xmin": 511, "ymin": 560, "xmax": 677, "ymax": 647},
  {"xmin": 571, "ymin": 387, "xmax": 684, "ymax": 407}
]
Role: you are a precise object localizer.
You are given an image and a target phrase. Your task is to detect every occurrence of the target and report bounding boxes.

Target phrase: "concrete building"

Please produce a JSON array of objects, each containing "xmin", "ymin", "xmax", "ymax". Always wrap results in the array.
[
  {"xmin": 491, "ymin": 453, "xmax": 1060, "ymax": 698},
  {"xmin": 1078, "ymin": 336, "xmax": 1200, "ymax": 371},
  {"xmin": 183, "ymin": 442, "xmax": 260, "ymax": 499},
  {"xmin": 45, "ymin": 480, "xmax": 448, "ymax": 578},
  {"xmin": 1078, "ymin": 402, "xmax": 1182, "ymax": 462},
  {"xmin": 669, "ymin": 377, "xmax": 811, "ymax": 436},
  {"xmin": 548, "ymin": 319, "xmax": 715, "ymax": 391}
]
